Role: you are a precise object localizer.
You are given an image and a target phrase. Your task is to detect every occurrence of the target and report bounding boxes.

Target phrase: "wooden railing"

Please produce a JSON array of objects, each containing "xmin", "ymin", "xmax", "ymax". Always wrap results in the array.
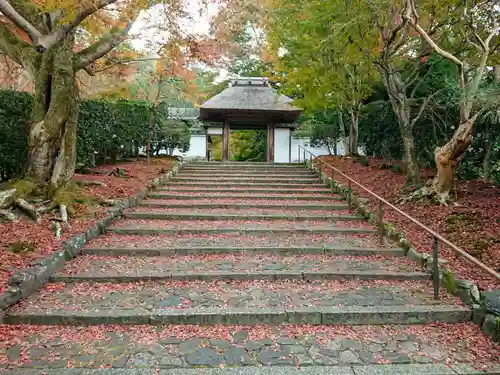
[{"xmin": 298, "ymin": 146, "xmax": 500, "ymax": 300}]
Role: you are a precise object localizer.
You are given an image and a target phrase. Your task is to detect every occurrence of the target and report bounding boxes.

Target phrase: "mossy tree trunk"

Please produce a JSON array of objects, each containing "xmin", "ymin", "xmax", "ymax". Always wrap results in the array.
[
  {"xmin": 381, "ymin": 66, "xmax": 421, "ymax": 186},
  {"xmin": 0, "ymin": 0, "xmax": 132, "ymax": 199},
  {"xmin": 25, "ymin": 36, "xmax": 78, "ymax": 194}
]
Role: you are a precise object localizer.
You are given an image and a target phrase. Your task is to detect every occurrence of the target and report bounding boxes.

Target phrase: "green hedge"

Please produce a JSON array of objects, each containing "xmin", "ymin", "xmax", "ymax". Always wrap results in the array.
[{"xmin": 0, "ymin": 90, "xmax": 152, "ymax": 181}]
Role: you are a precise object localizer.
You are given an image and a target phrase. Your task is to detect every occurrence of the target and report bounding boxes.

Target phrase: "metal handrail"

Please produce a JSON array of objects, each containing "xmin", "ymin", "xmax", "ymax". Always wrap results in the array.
[{"xmin": 298, "ymin": 146, "xmax": 500, "ymax": 299}]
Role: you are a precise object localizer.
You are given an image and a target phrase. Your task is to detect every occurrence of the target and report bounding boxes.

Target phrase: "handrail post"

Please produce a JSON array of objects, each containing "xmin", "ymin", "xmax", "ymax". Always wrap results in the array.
[
  {"xmin": 309, "ymin": 154, "xmax": 312, "ymax": 170},
  {"xmin": 347, "ymin": 179, "xmax": 352, "ymax": 211},
  {"xmin": 318, "ymin": 159, "xmax": 322, "ymax": 182},
  {"xmin": 433, "ymin": 236, "xmax": 440, "ymax": 300},
  {"xmin": 331, "ymin": 168, "xmax": 334, "ymax": 192},
  {"xmin": 303, "ymin": 149, "xmax": 306, "ymax": 166},
  {"xmin": 377, "ymin": 200, "xmax": 385, "ymax": 245},
  {"xmin": 298, "ymin": 147, "xmax": 300, "ymax": 163}
]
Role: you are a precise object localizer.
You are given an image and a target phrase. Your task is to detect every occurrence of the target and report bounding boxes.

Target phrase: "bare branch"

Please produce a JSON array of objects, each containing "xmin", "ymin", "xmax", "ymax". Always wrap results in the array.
[
  {"xmin": 410, "ymin": 89, "xmax": 443, "ymax": 127},
  {"xmin": 73, "ymin": 22, "xmax": 133, "ymax": 72},
  {"xmin": 36, "ymin": 0, "xmax": 120, "ymax": 53},
  {"xmin": 0, "ymin": 0, "xmax": 43, "ymax": 42},
  {"xmin": 88, "ymin": 56, "xmax": 168, "ymax": 74}
]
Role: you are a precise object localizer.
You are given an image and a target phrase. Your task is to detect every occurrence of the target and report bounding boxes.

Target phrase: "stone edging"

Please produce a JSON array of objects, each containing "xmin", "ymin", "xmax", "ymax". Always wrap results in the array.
[
  {"xmin": 0, "ymin": 160, "xmax": 184, "ymax": 320},
  {"xmin": 309, "ymin": 161, "xmax": 500, "ymax": 343}
]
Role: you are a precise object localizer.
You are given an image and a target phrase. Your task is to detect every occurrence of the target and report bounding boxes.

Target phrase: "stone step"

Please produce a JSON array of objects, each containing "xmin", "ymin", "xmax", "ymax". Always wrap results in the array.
[
  {"xmin": 138, "ymin": 200, "xmax": 348, "ymax": 210},
  {"xmin": 4, "ymin": 323, "xmax": 496, "ymax": 371},
  {"xmin": 123, "ymin": 211, "xmax": 362, "ymax": 221},
  {"xmin": 52, "ymin": 254, "xmax": 427, "ymax": 283},
  {"xmin": 85, "ymin": 232, "xmax": 401, "ymax": 256},
  {"xmin": 4, "ymin": 280, "xmax": 470, "ymax": 325},
  {"xmin": 84, "ymin": 246, "xmax": 406, "ymax": 257},
  {"xmin": 147, "ymin": 193, "xmax": 343, "ymax": 201},
  {"xmin": 170, "ymin": 177, "xmax": 320, "ymax": 184},
  {"xmin": 189, "ymin": 162, "xmax": 304, "ymax": 167},
  {"xmin": 180, "ymin": 169, "xmax": 316, "ymax": 175},
  {"xmin": 177, "ymin": 173, "xmax": 317, "ymax": 179},
  {"xmin": 167, "ymin": 182, "xmax": 327, "ymax": 188},
  {"xmin": 3, "ymin": 367, "xmax": 499, "ymax": 375},
  {"xmin": 157, "ymin": 187, "xmax": 333, "ymax": 194},
  {"xmin": 106, "ymin": 219, "xmax": 377, "ymax": 235}
]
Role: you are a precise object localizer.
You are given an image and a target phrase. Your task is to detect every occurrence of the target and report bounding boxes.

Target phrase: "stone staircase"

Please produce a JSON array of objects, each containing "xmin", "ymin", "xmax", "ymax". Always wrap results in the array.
[{"xmin": 2, "ymin": 161, "xmax": 491, "ymax": 374}]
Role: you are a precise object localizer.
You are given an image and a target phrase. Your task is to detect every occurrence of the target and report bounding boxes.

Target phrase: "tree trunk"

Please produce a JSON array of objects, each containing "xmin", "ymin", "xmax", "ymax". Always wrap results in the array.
[
  {"xmin": 146, "ymin": 108, "xmax": 154, "ymax": 164},
  {"xmin": 337, "ymin": 111, "xmax": 349, "ymax": 155},
  {"xmin": 483, "ymin": 125, "xmax": 493, "ymax": 184},
  {"xmin": 399, "ymin": 120, "xmax": 420, "ymax": 185},
  {"xmin": 24, "ymin": 39, "xmax": 78, "ymax": 195},
  {"xmin": 382, "ymin": 67, "xmax": 421, "ymax": 185},
  {"xmin": 430, "ymin": 117, "xmax": 476, "ymax": 201},
  {"xmin": 349, "ymin": 107, "xmax": 359, "ymax": 156}
]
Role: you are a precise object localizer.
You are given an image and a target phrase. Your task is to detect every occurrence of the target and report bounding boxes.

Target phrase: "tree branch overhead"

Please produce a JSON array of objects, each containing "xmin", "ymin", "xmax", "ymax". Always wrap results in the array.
[{"xmin": 0, "ymin": 0, "xmax": 120, "ymax": 53}]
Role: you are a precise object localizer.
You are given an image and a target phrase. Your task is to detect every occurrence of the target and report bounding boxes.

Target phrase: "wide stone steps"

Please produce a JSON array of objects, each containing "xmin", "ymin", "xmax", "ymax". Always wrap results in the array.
[
  {"xmin": 51, "ymin": 254, "xmax": 428, "ymax": 283},
  {"xmin": 138, "ymin": 200, "xmax": 349, "ymax": 209},
  {"xmin": 176, "ymin": 173, "xmax": 318, "ymax": 178},
  {"xmin": 106, "ymin": 219, "xmax": 377, "ymax": 235},
  {"xmin": 84, "ymin": 231, "xmax": 403, "ymax": 256},
  {"xmin": 186, "ymin": 162, "xmax": 304, "ymax": 167},
  {"xmin": 147, "ymin": 193, "xmax": 343, "ymax": 201},
  {"xmin": 170, "ymin": 177, "xmax": 320, "ymax": 184},
  {"xmin": 123, "ymin": 211, "xmax": 362, "ymax": 221},
  {"xmin": 5, "ymin": 279, "xmax": 469, "ymax": 325},
  {"xmin": 166, "ymin": 182, "xmax": 327, "ymax": 188},
  {"xmin": 3, "ymin": 161, "xmax": 486, "ymax": 373},
  {"xmin": 157, "ymin": 187, "xmax": 333, "ymax": 194},
  {"xmin": 83, "ymin": 246, "xmax": 407, "ymax": 257}
]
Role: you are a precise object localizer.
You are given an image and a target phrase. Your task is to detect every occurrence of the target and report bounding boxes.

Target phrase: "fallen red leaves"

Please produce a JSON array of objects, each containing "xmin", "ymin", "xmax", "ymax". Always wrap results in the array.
[
  {"xmin": 319, "ymin": 156, "xmax": 500, "ymax": 290},
  {"xmin": 0, "ymin": 323, "xmax": 498, "ymax": 367},
  {"xmin": 0, "ymin": 157, "xmax": 176, "ymax": 294}
]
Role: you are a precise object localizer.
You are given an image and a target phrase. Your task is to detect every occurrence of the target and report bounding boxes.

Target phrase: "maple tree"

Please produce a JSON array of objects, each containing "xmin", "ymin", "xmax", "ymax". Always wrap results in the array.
[{"xmin": 0, "ymin": 0, "xmax": 186, "ymax": 198}]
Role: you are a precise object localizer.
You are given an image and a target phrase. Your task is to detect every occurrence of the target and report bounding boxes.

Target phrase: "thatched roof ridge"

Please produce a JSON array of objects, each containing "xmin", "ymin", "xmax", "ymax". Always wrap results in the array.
[{"xmin": 200, "ymin": 77, "xmax": 302, "ymax": 113}]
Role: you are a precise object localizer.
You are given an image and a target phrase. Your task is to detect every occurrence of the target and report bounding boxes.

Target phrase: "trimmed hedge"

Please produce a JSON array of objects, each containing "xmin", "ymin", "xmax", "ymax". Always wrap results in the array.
[{"xmin": 0, "ymin": 90, "xmax": 152, "ymax": 181}]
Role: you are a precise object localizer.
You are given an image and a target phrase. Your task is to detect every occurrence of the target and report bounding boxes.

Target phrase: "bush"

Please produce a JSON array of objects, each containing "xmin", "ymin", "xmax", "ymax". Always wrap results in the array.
[
  {"xmin": 0, "ymin": 90, "xmax": 152, "ymax": 180},
  {"xmin": 0, "ymin": 90, "xmax": 32, "ymax": 180}
]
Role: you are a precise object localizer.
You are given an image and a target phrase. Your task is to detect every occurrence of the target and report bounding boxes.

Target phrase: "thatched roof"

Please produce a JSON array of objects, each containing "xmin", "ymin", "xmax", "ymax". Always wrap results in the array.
[
  {"xmin": 200, "ymin": 77, "xmax": 302, "ymax": 125},
  {"xmin": 168, "ymin": 107, "xmax": 199, "ymax": 120}
]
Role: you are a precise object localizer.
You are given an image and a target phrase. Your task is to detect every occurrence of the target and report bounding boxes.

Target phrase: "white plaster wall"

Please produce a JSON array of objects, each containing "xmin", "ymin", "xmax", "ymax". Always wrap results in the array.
[
  {"xmin": 173, "ymin": 135, "xmax": 206, "ymax": 158},
  {"xmin": 207, "ymin": 128, "xmax": 222, "ymax": 135},
  {"xmin": 290, "ymin": 137, "xmax": 364, "ymax": 161},
  {"xmin": 274, "ymin": 128, "xmax": 291, "ymax": 163}
]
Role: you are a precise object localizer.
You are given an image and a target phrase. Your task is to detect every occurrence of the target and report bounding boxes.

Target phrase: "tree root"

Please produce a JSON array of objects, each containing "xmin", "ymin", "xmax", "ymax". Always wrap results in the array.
[
  {"xmin": 75, "ymin": 180, "xmax": 107, "ymax": 187},
  {"xmin": 397, "ymin": 184, "xmax": 450, "ymax": 206},
  {"xmin": 60, "ymin": 204, "xmax": 69, "ymax": 225},
  {"xmin": 0, "ymin": 189, "xmax": 16, "ymax": 208},
  {"xmin": 15, "ymin": 198, "xmax": 41, "ymax": 223},
  {"xmin": 0, "ymin": 208, "xmax": 16, "ymax": 221},
  {"xmin": 108, "ymin": 168, "xmax": 128, "ymax": 178}
]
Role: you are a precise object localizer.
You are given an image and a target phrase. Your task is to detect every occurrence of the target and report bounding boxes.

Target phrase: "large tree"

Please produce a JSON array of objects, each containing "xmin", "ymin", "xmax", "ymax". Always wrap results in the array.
[
  {"xmin": 0, "ymin": 0, "xmax": 184, "ymax": 195},
  {"xmin": 402, "ymin": 0, "xmax": 499, "ymax": 202}
]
